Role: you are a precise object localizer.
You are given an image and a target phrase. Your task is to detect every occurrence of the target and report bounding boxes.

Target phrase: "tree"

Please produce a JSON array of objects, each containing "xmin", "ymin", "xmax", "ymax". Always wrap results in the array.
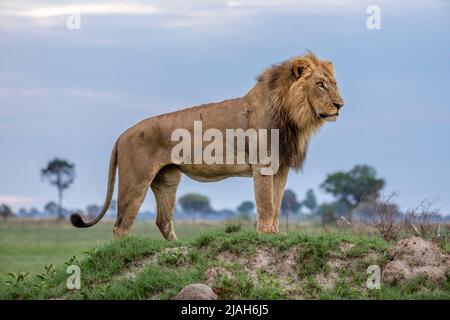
[
  {"xmin": 302, "ymin": 189, "xmax": 317, "ymax": 213},
  {"xmin": 0, "ymin": 204, "xmax": 15, "ymax": 219},
  {"xmin": 41, "ymin": 158, "xmax": 75, "ymax": 220},
  {"xmin": 320, "ymin": 164, "xmax": 385, "ymax": 220},
  {"xmin": 17, "ymin": 208, "xmax": 28, "ymax": 218},
  {"xmin": 237, "ymin": 201, "xmax": 255, "ymax": 220},
  {"xmin": 44, "ymin": 201, "xmax": 58, "ymax": 217},
  {"xmin": 28, "ymin": 207, "xmax": 40, "ymax": 218},
  {"xmin": 178, "ymin": 193, "xmax": 212, "ymax": 221},
  {"xmin": 281, "ymin": 189, "xmax": 301, "ymax": 231}
]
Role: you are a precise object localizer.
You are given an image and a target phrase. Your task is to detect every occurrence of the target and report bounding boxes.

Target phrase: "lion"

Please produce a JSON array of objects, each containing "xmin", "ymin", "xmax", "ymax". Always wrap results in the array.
[{"xmin": 70, "ymin": 52, "xmax": 344, "ymax": 240}]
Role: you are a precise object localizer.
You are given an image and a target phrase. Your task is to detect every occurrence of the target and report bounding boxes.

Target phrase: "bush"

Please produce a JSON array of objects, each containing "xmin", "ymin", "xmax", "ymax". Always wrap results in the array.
[
  {"xmin": 404, "ymin": 199, "xmax": 449, "ymax": 248},
  {"xmin": 362, "ymin": 194, "xmax": 402, "ymax": 241},
  {"xmin": 318, "ymin": 204, "xmax": 336, "ymax": 226}
]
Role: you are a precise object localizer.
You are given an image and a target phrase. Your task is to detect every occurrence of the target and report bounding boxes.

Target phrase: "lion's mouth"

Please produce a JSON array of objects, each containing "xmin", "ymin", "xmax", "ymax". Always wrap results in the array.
[{"xmin": 319, "ymin": 113, "xmax": 338, "ymax": 120}]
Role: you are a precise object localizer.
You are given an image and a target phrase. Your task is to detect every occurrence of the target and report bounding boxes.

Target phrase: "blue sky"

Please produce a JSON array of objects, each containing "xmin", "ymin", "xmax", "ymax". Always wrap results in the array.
[{"xmin": 0, "ymin": 0, "xmax": 449, "ymax": 214}]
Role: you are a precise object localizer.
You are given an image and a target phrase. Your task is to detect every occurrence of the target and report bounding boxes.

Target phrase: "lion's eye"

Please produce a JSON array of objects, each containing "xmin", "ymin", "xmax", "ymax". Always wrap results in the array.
[{"xmin": 317, "ymin": 81, "xmax": 324, "ymax": 88}]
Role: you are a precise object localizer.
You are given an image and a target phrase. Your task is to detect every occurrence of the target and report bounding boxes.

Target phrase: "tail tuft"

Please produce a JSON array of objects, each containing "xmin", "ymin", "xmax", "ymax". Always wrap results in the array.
[
  {"xmin": 70, "ymin": 140, "xmax": 118, "ymax": 229},
  {"xmin": 70, "ymin": 213, "xmax": 87, "ymax": 228}
]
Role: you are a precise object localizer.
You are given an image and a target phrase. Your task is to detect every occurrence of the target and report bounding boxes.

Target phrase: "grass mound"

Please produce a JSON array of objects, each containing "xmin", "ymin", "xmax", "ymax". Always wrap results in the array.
[{"xmin": 1, "ymin": 225, "xmax": 449, "ymax": 300}]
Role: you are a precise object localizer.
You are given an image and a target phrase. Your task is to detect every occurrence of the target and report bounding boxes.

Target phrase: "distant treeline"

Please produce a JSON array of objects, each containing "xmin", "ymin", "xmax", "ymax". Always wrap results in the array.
[{"xmin": 1, "ymin": 162, "xmax": 449, "ymax": 224}]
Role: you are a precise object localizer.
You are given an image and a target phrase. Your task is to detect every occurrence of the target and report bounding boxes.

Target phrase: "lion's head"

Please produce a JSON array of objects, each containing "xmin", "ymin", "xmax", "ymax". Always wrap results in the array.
[
  {"xmin": 257, "ymin": 52, "xmax": 344, "ymax": 170},
  {"xmin": 259, "ymin": 52, "xmax": 344, "ymax": 126},
  {"xmin": 290, "ymin": 54, "xmax": 344, "ymax": 123}
]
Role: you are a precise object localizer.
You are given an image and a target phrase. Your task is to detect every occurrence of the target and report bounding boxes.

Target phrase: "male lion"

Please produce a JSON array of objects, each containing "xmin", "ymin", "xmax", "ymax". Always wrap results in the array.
[{"xmin": 70, "ymin": 52, "xmax": 344, "ymax": 240}]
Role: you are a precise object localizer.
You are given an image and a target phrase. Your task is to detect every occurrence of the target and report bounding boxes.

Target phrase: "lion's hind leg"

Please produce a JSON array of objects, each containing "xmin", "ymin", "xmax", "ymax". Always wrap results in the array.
[
  {"xmin": 150, "ymin": 165, "xmax": 182, "ymax": 241},
  {"xmin": 113, "ymin": 163, "xmax": 160, "ymax": 239}
]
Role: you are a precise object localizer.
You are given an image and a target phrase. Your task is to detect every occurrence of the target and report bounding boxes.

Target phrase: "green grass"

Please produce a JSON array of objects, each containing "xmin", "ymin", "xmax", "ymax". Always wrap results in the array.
[
  {"xmin": 1, "ymin": 221, "xmax": 449, "ymax": 300},
  {"xmin": 0, "ymin": 220, "xmax": 217, "ymax": 281}
]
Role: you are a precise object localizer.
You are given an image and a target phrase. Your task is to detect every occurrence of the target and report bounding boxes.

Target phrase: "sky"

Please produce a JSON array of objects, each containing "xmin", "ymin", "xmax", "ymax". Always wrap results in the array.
[{"xmin": 0, "ymin": 0, "xmax": 449, "ymax": 215}]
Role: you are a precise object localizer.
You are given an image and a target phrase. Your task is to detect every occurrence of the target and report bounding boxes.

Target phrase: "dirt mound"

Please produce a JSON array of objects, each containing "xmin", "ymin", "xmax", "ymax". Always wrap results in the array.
[
  {"xmin": 205, "ymin": 242, "xmax": 386, "ymax": 299},
  {"xmin": 249, "ymin": 246, "xmax": 299, "ymax": 283},
  {"xmin": 213, "ymin": 246, "xmax": 299, "ymax": 283},
  {"xmin": 383, "ymin": 237, "xmax": 450, "ymax": 284},
  {"xmin": 315, "ymin": 242, "xmax": 380, "ymax": 290}
]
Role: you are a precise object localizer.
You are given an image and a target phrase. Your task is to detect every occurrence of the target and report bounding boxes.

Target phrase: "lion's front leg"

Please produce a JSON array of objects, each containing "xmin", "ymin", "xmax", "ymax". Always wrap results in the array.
[
  {"xmin": 272, "ymin": 166, "xmax": 289, "ymax": 233},
  {"xmin": 253, "ymin": 167, "xmax": 275, "ymax": 233}
]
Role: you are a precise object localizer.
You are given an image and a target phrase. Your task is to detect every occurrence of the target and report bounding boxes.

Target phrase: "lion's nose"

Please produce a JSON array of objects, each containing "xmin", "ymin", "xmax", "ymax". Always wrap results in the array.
[{"xmin": 333, "ymin": 102, "xmax": 343, "ymax": 110}]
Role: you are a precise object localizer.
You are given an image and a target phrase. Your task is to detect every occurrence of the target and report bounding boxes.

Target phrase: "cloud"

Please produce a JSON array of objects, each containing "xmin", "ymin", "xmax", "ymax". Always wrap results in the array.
[
  {"xmin": 1, "ymin": 3, "xmax": 161, "ymax": 18},
  {"xmin": 1, "ymin": 0, "xmax": 445, "ymax": 30},
  {"xmin": 0, "ymin": 87, "xmax": 122, "ymax": 100},
  {"xmin": 0, "ymin": 194, "xmax": 34, "ymax": 206}
]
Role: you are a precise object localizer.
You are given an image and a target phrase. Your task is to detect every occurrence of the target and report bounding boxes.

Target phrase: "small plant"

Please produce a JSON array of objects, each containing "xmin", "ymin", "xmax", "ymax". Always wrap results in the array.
[
  {"xmin": 253, "ymin": 270, "xmax": 285, "ymax": 299},
  {"xmin": 99, "ymin": 284, "xmax": 112, "ymax": 298},
  {"xmin": 224, "ymin": 223, "xmax": 242, "ymax": 234},
  {"xmin": 213, "ymin": 274, "xmax": 235, "ymax": 298},
  {"xmin": 83, "ymin": 248, "xmax": 99, "ymax": 257},
  {"xmin": 34, "ymin": 264, "xmax": 57, "ymax": 289},
  {"xmin": 65, "ymin": 255, "xmax": 79, "ymax": 267},
  {"xmin": 4, "ymin": 272, "xmax": 31, "ymax": 299},
  {"xmin": 44, "ymin": 264, "xmax": 56, "ymax": 276},
  {"xmin": 5, "ymin": 272, "xmax": 29, "ymax": 288},
  {"xmin": 297, "ymin": 242, "xmax": 330, "ymax": 277},
  {"xmin": 158, "ymin": 248, "xmax": 186, "ymax": 266},
  {"xmin": 431, "ymin": 223, "xmax": 449, "ymax": 249},
  {"xmin": 256, "ymin": 270, "xmax": 280, "ymax": 288}
]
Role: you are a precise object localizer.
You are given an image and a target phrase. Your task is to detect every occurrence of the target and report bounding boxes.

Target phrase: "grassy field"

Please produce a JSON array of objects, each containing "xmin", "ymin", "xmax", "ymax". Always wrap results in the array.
[
  {"xmin": 1, "ymin": 221, "xmax": 449, "ymax": 300},
  {"xmin": 0, "ymin": 220, "xmax": 217, "ymax": 281}
]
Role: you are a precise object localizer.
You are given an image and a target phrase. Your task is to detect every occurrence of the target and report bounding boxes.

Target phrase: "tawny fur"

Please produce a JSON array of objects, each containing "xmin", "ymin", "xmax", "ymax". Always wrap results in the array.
[{"xmin": 70, "ymin": 52, "xmax": 344, "ymax": 240}]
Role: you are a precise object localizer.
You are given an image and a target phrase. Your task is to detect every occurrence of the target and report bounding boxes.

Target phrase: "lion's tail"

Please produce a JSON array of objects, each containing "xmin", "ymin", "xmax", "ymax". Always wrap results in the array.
[{"xmin": 70, "ymin": 140, "xmax": 118, "ymax": 228}]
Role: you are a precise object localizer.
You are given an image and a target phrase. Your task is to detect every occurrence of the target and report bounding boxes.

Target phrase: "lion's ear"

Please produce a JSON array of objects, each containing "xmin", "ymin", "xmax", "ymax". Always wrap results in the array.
[
  {"xmin": 292, "ymin": 59, "xmax": 312, "ymax": 80},
  {"xmin": 322, "ymin": 61, "xmax": 334, "ymax": 75}
]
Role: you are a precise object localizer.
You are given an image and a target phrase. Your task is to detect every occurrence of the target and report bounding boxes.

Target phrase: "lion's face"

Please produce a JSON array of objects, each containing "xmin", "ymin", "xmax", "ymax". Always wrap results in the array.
[
  {"xmin": 306, "ymin": 65, "xmax": 344, "ymax": 122},
  {"xmin": 290, "ymin": 57, "xmax": 344, "ymax": 123},
  {"xmin": 259, "ymin": 52, "xmax": 343, "ymax": 170}
]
